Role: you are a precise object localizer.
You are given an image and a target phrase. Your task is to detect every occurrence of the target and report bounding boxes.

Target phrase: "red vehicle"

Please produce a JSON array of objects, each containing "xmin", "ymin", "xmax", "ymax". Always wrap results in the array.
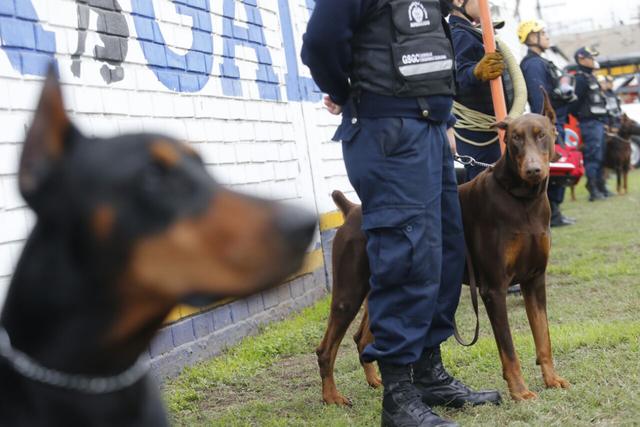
[{"xmin": 549, "ymin": 115, "xmax": 585, "ymax": 188}]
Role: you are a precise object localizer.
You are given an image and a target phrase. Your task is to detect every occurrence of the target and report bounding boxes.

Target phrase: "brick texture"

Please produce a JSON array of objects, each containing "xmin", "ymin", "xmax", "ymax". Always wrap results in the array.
[{"xmin": 0, "ymin": 0, "xmax": 349, "ymax": 380}]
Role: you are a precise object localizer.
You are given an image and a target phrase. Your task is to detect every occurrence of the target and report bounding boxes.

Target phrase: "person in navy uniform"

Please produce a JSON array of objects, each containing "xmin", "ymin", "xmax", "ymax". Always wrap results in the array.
[
  {"xmin": 447, "ymin": 0, "xmax": 510, "ymax": 181},
  {"xmin": 302, "ymin": 1, "xmax": 501, "ymax": 426},
  {"xmin": 518, "ymin": 20, "xmax": 576, "ymax": 227},
  {"xmin": 599, "ymin": 75, "xmax": 623, "ymax": 131},
  {"xmin": 570, "ymin": 47, "xmax": 611, "ymax": 201}
]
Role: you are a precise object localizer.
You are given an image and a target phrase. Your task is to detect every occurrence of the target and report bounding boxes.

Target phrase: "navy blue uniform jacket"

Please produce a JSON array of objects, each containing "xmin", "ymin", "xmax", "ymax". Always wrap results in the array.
[
  {"xmin": 300, "ymin": 0, "xmax": 453, "ymax": 122},
  {"xmin": 570, "ymin": 65, "xmax": 600, "ymax": 121},
  {"xmin": 520, "ymin": 50, "xmax": 569, "ymax": 126}
]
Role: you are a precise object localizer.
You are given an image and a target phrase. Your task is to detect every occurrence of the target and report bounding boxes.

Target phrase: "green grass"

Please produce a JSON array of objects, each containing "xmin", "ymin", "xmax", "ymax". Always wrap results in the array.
[{"xmin": 164, "ymin": 172, "xmax": 640, "ymax": 426}]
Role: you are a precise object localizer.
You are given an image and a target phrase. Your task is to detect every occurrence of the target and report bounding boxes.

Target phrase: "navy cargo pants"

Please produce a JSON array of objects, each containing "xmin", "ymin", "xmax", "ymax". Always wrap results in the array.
[
  {"xmin": 579, "ymin": 119, "xmax": 605, "ymax": 182},
  {"xmin": 338, "ymin": 116, "xmax": 466, "ymax": 365},
  {"xmin": 549, "ymin": 124, "xmax": 568, "ymax": 205}
]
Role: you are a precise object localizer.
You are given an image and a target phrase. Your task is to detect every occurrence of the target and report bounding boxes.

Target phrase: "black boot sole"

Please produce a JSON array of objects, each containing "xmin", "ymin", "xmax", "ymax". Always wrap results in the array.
[{"xmin": 422, "ymin": 396, "xmax": 502, "ymax": 409}]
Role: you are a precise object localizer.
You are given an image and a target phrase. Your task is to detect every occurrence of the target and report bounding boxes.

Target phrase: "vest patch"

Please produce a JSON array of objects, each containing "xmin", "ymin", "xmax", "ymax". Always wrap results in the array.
[{"xmin": 408, "ymin": 2, "xmax": 430, "ymax": 28}]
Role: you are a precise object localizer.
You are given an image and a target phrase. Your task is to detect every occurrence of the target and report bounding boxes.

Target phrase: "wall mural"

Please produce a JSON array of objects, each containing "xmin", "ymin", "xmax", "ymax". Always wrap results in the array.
[
  {"xmin": 71, "ymin": 0, "xmax": 129, "ymax": 84},
  {"xmin": 0, "ymin": 0, "xmax": 322, "ymax": 101}
]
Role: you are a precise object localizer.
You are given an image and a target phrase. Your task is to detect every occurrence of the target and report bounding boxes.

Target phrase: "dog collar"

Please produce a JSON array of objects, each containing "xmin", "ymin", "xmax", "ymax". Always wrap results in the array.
[{"xmin": 0, "ymin": 327, "xmax": 149, "ymax": 394}]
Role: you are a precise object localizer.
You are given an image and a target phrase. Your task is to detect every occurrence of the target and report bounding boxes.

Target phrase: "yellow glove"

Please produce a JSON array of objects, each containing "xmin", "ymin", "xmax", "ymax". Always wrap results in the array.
[{"xmin": 473, "ymin": 52, "xmax": 505, "ymax": 82}]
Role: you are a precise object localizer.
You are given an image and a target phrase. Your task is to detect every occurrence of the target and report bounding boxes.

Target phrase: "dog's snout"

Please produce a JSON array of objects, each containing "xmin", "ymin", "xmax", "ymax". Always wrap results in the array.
[
  {"xmin": 275, "ymin": 205, "xmax": 317, "ymax": 254},
  {"xmin": 526, "ymin": 166, "xmax": 542, "ymax": 178}
]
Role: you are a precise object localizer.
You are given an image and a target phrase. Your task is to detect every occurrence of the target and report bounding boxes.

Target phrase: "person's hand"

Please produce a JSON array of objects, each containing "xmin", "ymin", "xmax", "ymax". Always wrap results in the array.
[
  {"xmin": 324, "ymin": 95, "xmax": 343, "ymax": 115},
  {"xmin": 447, "ymin": 127, "xmax": 457, "ymax": 155},
  {"xmin": 473, "ymin": 52, "xmax": 505, "ymax": 81}
]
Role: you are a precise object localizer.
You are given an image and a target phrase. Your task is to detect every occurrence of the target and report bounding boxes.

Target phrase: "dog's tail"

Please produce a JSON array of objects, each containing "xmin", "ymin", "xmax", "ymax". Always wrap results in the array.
[{"xmin": 332, "ymin": 190, "xmax": 356, "ymax": 218}]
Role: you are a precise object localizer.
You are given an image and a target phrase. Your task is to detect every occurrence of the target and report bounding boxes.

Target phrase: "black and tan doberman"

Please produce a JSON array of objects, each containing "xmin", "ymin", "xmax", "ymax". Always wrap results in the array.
[
  {"xmin": 316, "ymin": 92, "xmax": 569, "ymax": 404},
  {"xmin": 0, "ymin": 71, "xmax": 315, "ymax": 426}
]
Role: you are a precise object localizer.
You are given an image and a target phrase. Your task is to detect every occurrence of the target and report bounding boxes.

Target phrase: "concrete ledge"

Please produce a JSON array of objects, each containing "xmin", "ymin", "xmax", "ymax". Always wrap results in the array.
[{"xmin": 149, "ymin": 268, "xmax": 327, "ymax": 381}]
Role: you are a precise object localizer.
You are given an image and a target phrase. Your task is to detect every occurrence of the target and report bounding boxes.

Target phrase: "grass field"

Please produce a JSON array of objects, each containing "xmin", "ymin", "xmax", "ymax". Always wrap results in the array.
[{"xmin": 164, "ymin": 172, "xmax": 640, "ymax": 426}]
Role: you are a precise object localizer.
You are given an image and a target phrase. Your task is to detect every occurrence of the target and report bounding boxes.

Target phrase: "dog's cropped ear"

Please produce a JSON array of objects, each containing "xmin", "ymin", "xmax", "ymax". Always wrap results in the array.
[
  {"xmin": 20, "ymin": 66, "xmax": 75, "ymax": 205},
  {"xmin": 540, "ymin": 87, "xmax": 557, "ymax": 127},
  {"xmin": 492, "ymin": 117, "xmax": 512, "ymax": 131}
]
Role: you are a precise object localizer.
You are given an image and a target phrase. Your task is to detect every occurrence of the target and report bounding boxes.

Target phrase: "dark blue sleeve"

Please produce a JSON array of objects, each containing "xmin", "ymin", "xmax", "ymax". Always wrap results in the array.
[
  {"xmin": 446, "ymin": 113, "xmax": 457, "ymax": 128},
  {"xmin": 301, "ymin": 0, "xmax": 365, "ymax": 106},
  {"xmin": 451, "ymin": 30, "xmax": 483, "ymax": 90},
  {"xmin": 521, "ymin": 58, "xmax": 551, "ymax": 115},
  {"xmin": 569, "ymin": 73, "xmax": 588, "ymax": 116}
]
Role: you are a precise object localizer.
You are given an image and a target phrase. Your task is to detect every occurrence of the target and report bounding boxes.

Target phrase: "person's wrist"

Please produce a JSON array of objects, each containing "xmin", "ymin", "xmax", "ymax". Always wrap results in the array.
[{"xmin": 329, "ymin": 95, "xmax": 346, "ymax": 106}]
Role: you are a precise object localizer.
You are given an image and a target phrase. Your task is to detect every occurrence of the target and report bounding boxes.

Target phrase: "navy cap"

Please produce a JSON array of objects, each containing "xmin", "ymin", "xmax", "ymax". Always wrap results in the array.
[{"xmin": 574, "ymin": 46, "xmax": 600, "ymax": 62}]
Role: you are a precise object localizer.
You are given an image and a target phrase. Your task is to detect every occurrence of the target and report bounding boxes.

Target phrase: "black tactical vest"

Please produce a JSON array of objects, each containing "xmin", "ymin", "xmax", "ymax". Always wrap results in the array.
[
  {"xmin": 576, "ymin": 71, "xmax": 607, "ymax": 119},
  {"xmin": 452, "ymin": 23, "xmax": 514, "ymax": 115},
  {"xmin": 521, "ymin": 51, "xmax": 572, "ymax": 109},
  {"xmin": 604, "ymin": 90, "xmax": 622, "ymax": 120},
  {"xmin": 350, "ymin": 0, "xmax": 456, "ymax": 98}
]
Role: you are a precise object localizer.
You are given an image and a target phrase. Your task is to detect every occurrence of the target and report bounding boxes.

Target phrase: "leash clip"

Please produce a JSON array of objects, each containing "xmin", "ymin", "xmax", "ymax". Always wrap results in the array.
[{"xmin": 454, "ymin": 154, "xmax": 494, "ymax": 169}]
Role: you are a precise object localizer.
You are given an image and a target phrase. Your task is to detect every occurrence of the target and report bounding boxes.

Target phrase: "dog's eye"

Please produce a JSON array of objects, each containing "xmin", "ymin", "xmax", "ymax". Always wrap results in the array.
[
  {"xmin": 537, "ymin": 132, "xmax": 546, "ymax": 140},
  {"xmin": 141, "ymin": 163, "xmax": 198, "ymax": 201}
]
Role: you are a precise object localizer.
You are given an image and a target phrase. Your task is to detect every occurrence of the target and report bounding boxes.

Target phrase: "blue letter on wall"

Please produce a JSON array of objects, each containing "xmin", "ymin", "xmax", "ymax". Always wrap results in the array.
[
  {"xmin": 0, "ymin": 0, "xmax": 57, "ymax": 76},
  {"xmin": 220, "ymin": 0, "xmax": 280, "ymax": 101},
  {"xmin": 277, "ymin": 0, "xmax": 320, "ymax": 102},
  {"xmin": 131, "ymin": 0, "xmax": 213, "ymax": 92}
]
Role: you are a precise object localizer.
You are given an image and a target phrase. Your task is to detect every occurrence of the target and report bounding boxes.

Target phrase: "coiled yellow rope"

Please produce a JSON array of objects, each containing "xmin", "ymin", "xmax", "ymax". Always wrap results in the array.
[{"xmin": 453, "ymin": 36, "xmax": 528, "ymax": 147}]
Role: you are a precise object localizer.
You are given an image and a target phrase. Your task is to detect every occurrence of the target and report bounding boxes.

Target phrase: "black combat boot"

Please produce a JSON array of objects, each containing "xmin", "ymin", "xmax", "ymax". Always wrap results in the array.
[
  {"xmin": 550, "ymin": 202, "xmax": 573, "ymax": 227},
  {"xmin": 379, "ymin": 362, "xmax": 458, "ymax": 427},
  {"xmin": 414, "ymin": 347, "xmax": 502, "ymax": 408},
  {"xmin": 586, "ymin": 179, "xmax": 605, "ymax": 202},
  {"xmin": 596, "ymin": 178, "xmax": 615, "ymax": 198}
]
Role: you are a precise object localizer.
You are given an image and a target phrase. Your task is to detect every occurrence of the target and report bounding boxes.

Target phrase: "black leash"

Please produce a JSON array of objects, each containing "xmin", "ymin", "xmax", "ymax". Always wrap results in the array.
[
  {"xmin": 451, "ymin": 153, "xmax": 487, "ymax": 346},
  {"xmin": 453, "ymin": 248, "xmax": 480, "ymax": 347}
]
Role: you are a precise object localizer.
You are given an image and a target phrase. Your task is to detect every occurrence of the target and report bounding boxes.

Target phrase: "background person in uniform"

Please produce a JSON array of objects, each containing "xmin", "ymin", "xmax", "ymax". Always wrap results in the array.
[
  {"xmin": 447, "ymin": 0, "xmax": 511, "ymax": 180},
  {"xmin": 599, "ymin": 75, "xmax": 623, "ymax": 131},
  {"xmin": 301, "ymin": 1, "xmax": 501, "ymax": 426},
  {"xmin": 570, "ymin": 47, "xmax": 611, "ymax": 201},
  {"xmin": 518, "ymin": 20, "xmax": 576, "ymax": 227}
]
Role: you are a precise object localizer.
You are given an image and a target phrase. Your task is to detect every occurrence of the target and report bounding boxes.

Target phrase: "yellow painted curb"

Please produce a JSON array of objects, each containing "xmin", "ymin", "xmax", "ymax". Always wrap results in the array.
[{"xmin": 319, "ymin": 210, "xmax": 344, "ymax": 231}]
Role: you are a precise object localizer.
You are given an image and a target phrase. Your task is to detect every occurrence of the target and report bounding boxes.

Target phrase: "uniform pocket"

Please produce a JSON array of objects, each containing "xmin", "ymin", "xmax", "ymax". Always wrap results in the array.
[
  {"xmin": 332, "ymin": 120, "xmax": 361, "ymax": 143},
  {"xmin": 375, "ymin": 118, "xmax": 406, "ymax": 157},
  {"xmin": 363, "ymin": 207, "xmax": 431, "ymax": 286}
]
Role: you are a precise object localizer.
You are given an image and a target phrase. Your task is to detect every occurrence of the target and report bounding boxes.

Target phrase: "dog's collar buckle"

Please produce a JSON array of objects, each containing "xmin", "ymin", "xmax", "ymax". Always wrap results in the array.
[{"xmin": 0, "ymin": 327, "xmax": 149, "ymax": 395}]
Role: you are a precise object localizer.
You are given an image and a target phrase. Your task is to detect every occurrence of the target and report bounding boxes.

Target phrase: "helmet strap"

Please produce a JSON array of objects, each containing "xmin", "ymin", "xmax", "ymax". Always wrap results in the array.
[{"xmin": 525, "ymin": 32, "xmax": 546, "ymax": 53}]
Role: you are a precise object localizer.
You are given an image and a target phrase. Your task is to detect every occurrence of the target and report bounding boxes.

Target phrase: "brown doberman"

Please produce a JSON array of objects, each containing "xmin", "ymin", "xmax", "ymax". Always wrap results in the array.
[
  {"xmin": 316, "ymin": 92, "xmax": 569, "ymax": 404},
  {"xmin": 604, "ymin": 114, "xmax": 640, "ymax": 195},
  {"xmin": 570, "ymin": 114, "xmax": 639, "ymax": 200},
  {"xmin": 0, "ymin": 70, "xmax": 316, "ymax": 426}
]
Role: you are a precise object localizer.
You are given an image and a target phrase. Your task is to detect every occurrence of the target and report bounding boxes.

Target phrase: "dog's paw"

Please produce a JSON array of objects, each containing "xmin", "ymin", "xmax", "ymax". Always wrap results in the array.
[
  {"xmin": 544, "ymin": 375, "xmax": 570, "ymax": 389},
  {"xmin": 323, "ymin": 392, "xmax": 352, "ymax": 406},
  {"xmin": 363, "ymin": 363, "xmax": 382, "ymax": 388},
  {"xmin": 366, "ymin": 375, "xmax": 382, "ymax": 388},
  {"xmin": 510, "ymin": 389, "xmax": 538, "ymax": 401}
]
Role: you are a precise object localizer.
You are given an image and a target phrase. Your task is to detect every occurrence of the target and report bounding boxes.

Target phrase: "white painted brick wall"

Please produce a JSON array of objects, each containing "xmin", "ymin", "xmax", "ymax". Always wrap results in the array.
[{"xmin": 0, "ymin": 0, "xmax": 355, "ymax": 309}]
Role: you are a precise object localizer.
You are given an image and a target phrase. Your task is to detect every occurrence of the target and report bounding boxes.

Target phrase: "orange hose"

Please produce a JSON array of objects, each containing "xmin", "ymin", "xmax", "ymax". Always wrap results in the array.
[{"xmin": 478, "ymin": 0, "xmax": 507, "ymax": 152}]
